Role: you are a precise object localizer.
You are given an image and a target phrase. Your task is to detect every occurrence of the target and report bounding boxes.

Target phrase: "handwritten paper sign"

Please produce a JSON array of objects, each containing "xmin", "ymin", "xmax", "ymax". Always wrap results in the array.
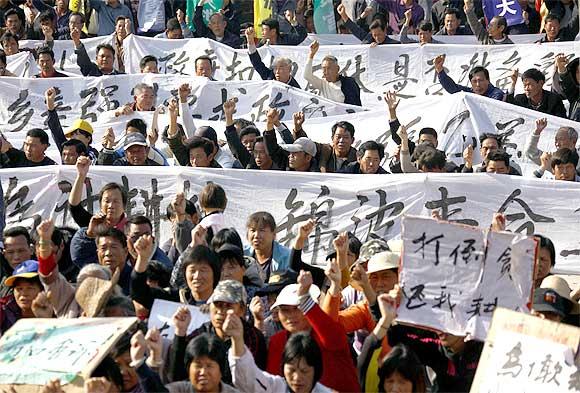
[
  {"xmin": 148, "ymin": 299, "xmax": 210, "ymax": 340},
  {"xmin": 471, "ymin": 308, "xmax": 580, "ymax": 393},
  {"xmin": 0, "ymin": 318, "xmax": 137, "ymax": 391},
  {"xmin": 398, "ymin": 216, "xmax": 537, "ymax": 340}
]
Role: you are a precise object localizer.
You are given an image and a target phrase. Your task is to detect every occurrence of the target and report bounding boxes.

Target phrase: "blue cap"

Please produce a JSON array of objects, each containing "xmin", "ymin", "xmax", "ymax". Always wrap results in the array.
[{"xmin": 5, "ymin": 260, "xmax": 39, "ymax": 287}]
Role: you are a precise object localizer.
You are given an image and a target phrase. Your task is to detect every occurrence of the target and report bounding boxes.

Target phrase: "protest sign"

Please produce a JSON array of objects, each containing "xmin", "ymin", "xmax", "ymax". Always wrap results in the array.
[
  {"xmin": 0, "ymin": 317, "xmax": 137, "ymax": 391},
  {"xmin": 397, "ymin": 216, "xmax": 536, "ymax": 339},
  {"xmin": 148, "ymin": 299, "xmax": 211, "ymax": 340},
  {"xmin": 2, "ymin": 168, "xmax": 579, "ymax": 275},
  {"xmin": 483, "ymin": 0, "xmax": 524, "ymax": 26},
  {"xmin": 471, "ymin": 308, "xmax": 580, "ymax": 393},
  {"xmin": 137, "ymin": 0, "xmax": 166, "ymax": 33}
]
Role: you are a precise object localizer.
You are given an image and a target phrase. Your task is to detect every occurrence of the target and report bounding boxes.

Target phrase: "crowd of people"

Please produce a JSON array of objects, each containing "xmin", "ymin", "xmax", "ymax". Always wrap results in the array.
[{"xmin": 0, "ymin": 0, "xmax": 579, "ymax": 392}]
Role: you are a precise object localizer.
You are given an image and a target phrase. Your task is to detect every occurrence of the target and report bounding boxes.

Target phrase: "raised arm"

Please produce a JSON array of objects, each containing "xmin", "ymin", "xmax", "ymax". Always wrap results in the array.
[
  {"xmin": 178, "ymin": 84, "xmax": 197, "ymax": 138},
  {"xmin": 303, "ymin": 41, "xmax": 324, "ymax": 89},
  {"xmin": 45, "ymin": 87, "xmax": 66, "ymax": 154},
  {"xmin": 464, "ymin": 0, "xmax": 488, "ymax": 44},
  {"xmin": 223, "ymin": 99, "xmax": 253, "ymax": 167}
]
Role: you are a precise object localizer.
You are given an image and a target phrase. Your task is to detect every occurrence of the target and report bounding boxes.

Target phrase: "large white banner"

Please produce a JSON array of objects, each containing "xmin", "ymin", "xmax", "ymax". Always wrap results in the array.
[
  {"xmin": 1, "ymin": 167, "xmax": 579, "ymax": 274},
  {"xmin": 398, "ymin": 216, "xmax": 536, "ymax": 340},
  {"xmin": 9, "ymin": 36, "xmax": 578, "ymax": 109}
]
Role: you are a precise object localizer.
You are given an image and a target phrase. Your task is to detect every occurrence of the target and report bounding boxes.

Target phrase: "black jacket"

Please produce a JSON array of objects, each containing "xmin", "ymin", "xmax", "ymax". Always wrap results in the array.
[
  {"xmin": 75, "ymin": 43, "xmax": 124, "ymax": 77},
  {"xmin": 345, "ymin": 19, "xmax": 400, "ymax": 45},
  {"xmin": 194, "ymin": 5, "xmax": 241, "ymax": 48},
  {"xmin": 3, "ymin": 148, "xmax": 56, "ymax": 168},
  {"xmin": 507, "ymin": 89, "xmax": 568, "ymax": 118},
  {"xmin": 339, "ymin": 161, "xmax": 388, "ymax": 174},
  {"xmin": 339, "ymin": 75, "xmax": 362, "ymax": 106},
  {"xmin": 559, "ymin": 58, "xmax": 579, "ymax": 122}
]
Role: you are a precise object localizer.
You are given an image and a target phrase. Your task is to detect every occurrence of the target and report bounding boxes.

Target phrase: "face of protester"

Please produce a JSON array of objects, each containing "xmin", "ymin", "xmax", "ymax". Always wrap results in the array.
[
  {"xmin": 278, "ymin": 305, "xmax": 310, "ymax": 333},
  {"xmin": 23, "ymin": 136, "xmax": 47, "ymax": 162},
  {"xmin": 485, "ymin": 160, "xmax": 509, "ymax": 174},
  {"xmin": 332, "ymin": 126, "xmax": 354, "ymax": 157},
  {"xmin": 221, "ymin": 258, "xmax": 245, "ymax": 282},
  {"xmin": 358, "ymin": 149, "xmax": 381, "ymax": 174},
  {"xmin": 470, "ymin": 71, "xmax": 490, "ymax": 96},
  {"xmin": 369, "ymin": 268, "xmax": 398, "ymax": 295},
  {"xmin": 195, "ymin": 59, "xmax": 213, "ymax": 78},
  {"xmin": 167, "ymin": 28, "xmax": 183, "ymax": 39},
  {"xmin": 419, "ymin": 133, "xmax": 437, "ymax": 147},
  {"xmin": 253, "ymin": 141, "xmax": 272, "ymax": 169},
  {"xmin": 189, "ymin": 356, "xmax": 222, "ymax": 393},
  {"xmin": 535, "ymin": 246, "xmax": 552, "ymax": 286},
  {"xmin": 69, "ymin": 14, "xmax": 83, "ymax": 32},
  {"xmin": 241, "ymin": 133, "xmax": 257, "ymax": 153},
  {"xmin": 383, "ymin": 371, "xmax": 414, "ymax": 393},
  {"xmin": 134, "ymin": 87, "xmax": 155, "ymax": 110},
  {"xmin": 247, "ymin": 224, "xmax": 275, "ymax": 253},
  {"xmin": 554, "ymin": 129, "xmax": 576, "ymax": 150},
  {"xmin": 487, "ymin": 17, "xmax": 504, "ymax": 39},
  {"xmin": 100, "ymin": 188, "xmax": 125, "ymax": 223},
  {"xmin": 210, "ymin": 301, "xmax": 244, "ymax": 333},
  {"xmin": 522, "ymin": 78, "xmax": 544, "ymax": 100},
  {"xmin": 273, "ymin": 60, "xmax": 291, "ymax": 84},
  {"xmin": 97, "ymin": 47, "xmax": 114, "ymax": 73},
  {"xmin": 370, "ymin": 27, "xmax": 386, "ymax": 44},
  {"xmin": 261, "ymin": 25, "xmax": 276, "ymax": 42},
  {"xmin": 545, "ymin": 19, "xmax": 560, "ymax": 41},
  {"xmin": 6, "ymin": 14, "xmax": 21, "ymax": 34},
  {"xmin": 283, "ymin": 357, "xmax": 316, "ymax": 393},
  {"xmin": 67, "ymin": 130, "xmax": 91, "ymax": 146},
  {"xmin": 3, "ymin": 235, "xmax": 32, "ymax": 269},
  {"xmin": 288, "ymin": 151, "xmax": 311, "ymax": 171},
  {"xmin": 418, "ymin": 28, "xmax": 432, "ymax": 44},
  {"xmin": 480, "ymin": 138, "xmax": 499, "ymax": 159},
  {"xmin": 96, "ymin": 236, "xmax": 128, "ymax": 273},
  {"xmin": 208, "ymin": 14, "xmax": 226, "ymax": 37},
  {"xmin": 321, "ymin": 59, "xmax": 339, "ymax": 82},
  {"xmin": 554, "ymin": 162, "xmax": 577, "ymax": 181},
  {"xmin": 2, "ymin": 37, "xmax": 18, "ymax": 55},
  {"xmin": 115, "ymin": 19, "xmax": 127, "ymax": 40},
  {"xmin": 127, "ymin": 222, "xmax": 153, "ymax": 258},
  {"xmin": 62, "ymin": 145, "xmax": 81, "ymax": 165},
  {"xmin": 115, "ymin": 351, "xmax": 139, "ymax": 391},
  {"xmin": 38, "ymin": 53, "xmax": 55, "ymax": 74},
  {"xmin": 13, "ymin": 279, "xmax": 42, "ymax": 312},
  {"xmin": 189, "ymin": 147, "xmax": 212, "ymax": 167},
  {"xmin": 185, "ymin": 262, "xmax": 214, "ymax": 301},
  {"xmin": 141, "ymin": 60, "xmax": 158, "ymax": 73},
  {"xmin": 125, "ymin": 145, "xmax": 148, "ymax": 166},
  {"xmin": 444, "ymin": 13, "xmax": 460, "ymax": 35}
]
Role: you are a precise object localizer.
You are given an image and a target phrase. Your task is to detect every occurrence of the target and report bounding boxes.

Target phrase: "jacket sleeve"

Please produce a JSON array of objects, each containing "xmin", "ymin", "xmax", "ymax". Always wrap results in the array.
[
  {"xmin": 303, "ymin": 58, "xmax": 324, "ymax": 89},
  {"xmin": 249, "ymin": 50, "xmax": 273, "ymax": 81},
  {"xmin": 438, "ymin": 70, "xmax": 470, "ymax": 94},
  {"xmin": 224, "ymin": 124, "xmax": 252, "ymax": 167},
  {"xmin": 357, "ymin": 332, "xmax": 382, "ymax": 392},
  {"xmin": 167, "ymin": 132, "xmax": 190, "ymax": 166},
  {"xmin": 282, "ymin": 23, "xmax": 307, "ymax": 45},
  {"xmin": 166, "ymin": 334, "xmax": 189, "ymax": 383},
  {"xmin": 288, "ymin": 248, "xmax": 326, "ymax": 288},
  {"xmin": 75, "ymin": 43, "xmax": 100, "ymax": 77},
  {"xmin": 524, "ymin": 133, "xmax": 542, "ymax": 166},
  {"xmin": 337, "ymin": 302, "xmax": 375, "ymax": 334},
  {"xmin": 298, "ymin": 296, "xmax": 349, "ymax": 351},
  {"xmin": 559, "ymin": 70, "xmax": 579, "ymax": 104},
  {"xmin": 47, "ymin": 109, "xmax": 66, "ymax": 154},
  {"xmin": 179, "ymin": 101, "xmax": 197, "ymax": 139},
  {"xmin": 465, "ymin": 6, "xmax": 489, "ymax": 44},
  {"xmin": 194, "ymin": 5, "xmax": 210, "ymax": 38},
  {"xmin": 264, "ymin": 129, "xmax": 287, "ymax": 169},
  {"xmin": 136, "ymin": 363, "xmax": 170, "ymax": 392},
  {"xmin": 344, "ymin": 18, "xmax": 369, "ymax": 42},
  {"xmin": 277, "ymin": 123, "xmax": 294, "ymax": 144},
  {"xmin": 97, "ymin": 148, "xmax": 117, "ymax": 166},
  {"xmin": 400, "ymin": 149, "xmax": 419, "ymax": 173},
  {"xmin": 399, "ymin": 24, "xmax": 417, "ymax": 43},
  {"xmin": 229, "ymin": 346, "xmax": 285, "ymax": 393},
  {"xmin": 69, "ymin": 203, "xmax": 92, "ymax": 227}
]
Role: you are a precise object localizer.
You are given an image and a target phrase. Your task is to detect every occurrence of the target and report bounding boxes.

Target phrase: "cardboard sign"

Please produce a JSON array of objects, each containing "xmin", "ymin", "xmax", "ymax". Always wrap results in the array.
[{"xmin": 148, "ymin": 299, "xmax": 210, "ymax": 340}]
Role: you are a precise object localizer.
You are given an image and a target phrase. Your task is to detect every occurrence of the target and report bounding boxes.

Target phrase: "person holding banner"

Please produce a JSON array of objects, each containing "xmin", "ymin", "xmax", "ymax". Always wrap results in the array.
[
  {"xmin": 537, "ymin": 12, "xmax": 579, "ymax": 42},
  {"xmin": 194, "ymin": 0, "xmax": 241, "ymax": 48},
  {"xmin": 337, "ymin": 4, "xmax": 401, "ymax": 45},
  {"xmin": 464, "ymin": 0, "xmax": 513, "ymax": 44},
  {"xmin": 0, "ymin": 128, "xmax": 57, "ymax": 168},
  {"xmin": 555, "ymin": 54, "xmax": 579, "ymax": 122},
  {"xmin": 34, "ymin": 46, "xmax": 68, "ymax": 78},
  {"xmin": 507, "ymin": 68, "xmax": 567, "ymax": 118},
  {"xmin": 72, "ymin": 26, "xmax": 123, "ymax": 76},
  {"xmin": 400, "ymin": 9, "xmax": 441, "ymax": 44},
  {"xmin": 435, "ymin": 7, "xmax": 472, "ymax": 35},
  {"xmin": 258, "ymin": 12, "xmax": 308, "ymax": 46},
  {"xmin": 245, "ymin": 26, "xmax": 301, "ymax": 88}
]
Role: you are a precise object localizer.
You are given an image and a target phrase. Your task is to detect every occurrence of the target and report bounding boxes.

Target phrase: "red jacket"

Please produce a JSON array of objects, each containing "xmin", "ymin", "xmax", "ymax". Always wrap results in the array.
[{"xmin": 266, "ymin": 300, "xmax": 361, "ymax": 393}]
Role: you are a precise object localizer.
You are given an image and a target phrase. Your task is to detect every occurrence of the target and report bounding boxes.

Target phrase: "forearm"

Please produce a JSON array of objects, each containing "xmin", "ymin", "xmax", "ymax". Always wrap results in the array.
[
  {"xmin": 69, "ymin": 174, "xmax": 86, "ymax": 206},
  {"xmin": 179, "ymin": 102, "xmax": 196, "ymax": 139}
]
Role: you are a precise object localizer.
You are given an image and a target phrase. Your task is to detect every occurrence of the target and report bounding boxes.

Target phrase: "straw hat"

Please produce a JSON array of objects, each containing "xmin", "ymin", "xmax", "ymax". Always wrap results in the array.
[{"xmin": 75, "ymin": 268, "xmax": 121, "ymax": 317}]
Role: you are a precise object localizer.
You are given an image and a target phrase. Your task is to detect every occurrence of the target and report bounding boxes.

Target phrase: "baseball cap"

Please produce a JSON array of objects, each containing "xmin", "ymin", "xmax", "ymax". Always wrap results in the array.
[
  {"xmin": 270, "ymin": 283, "xmax": 320, "ymax": 311},
  {"xmin": 207, "ymin": 279, "xmax": 248, "ymax": 305},
  {"xmin": 124, "ymin": 132, "xmax": 148, "ymax": 149},
  {"xmin": 5, "ymin": 260, "xmax": 39, "ymax": 287},
  {"xmin": 533, "ymin": 288, "xmax": 569, "ymax": 318},
  {"xmin": 366, "ymin": 251, "xmax": 399, "ymax": 274},
  {"xmin": 358, "ymin": 239, "xmax": 390, "ymax": 262},
  {"xmin": 195, "ymin": 126, "xmax": 218, "ymax": 146},
  {"xmin": 217, "ymin": 244, "xmax": 244, "ymax": 263},
  {"xmin": 540, "ymin": 275, "xmax": 579, "ymax": 314},
  {"xmin": 66, "ymin": 119, "xmax": 94, "ymax": 136},
  {"xmin": 280, "ymin": 137, "xmax": 317, "ymax": 157},
  {"xmin": 256, "ymin": 270, "xmax": 298, "ymax": 296}
]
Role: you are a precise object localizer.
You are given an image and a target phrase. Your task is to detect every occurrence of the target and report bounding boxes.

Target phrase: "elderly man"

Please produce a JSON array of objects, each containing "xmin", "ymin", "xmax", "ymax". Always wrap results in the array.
[
  {"xmin": 194, "ymin": 0, "xmax": 240, "ymax": 48},
  {"xmin": 304, "ymin": 41, "xmax": 361, "ymax": 106},
  {"xmin": 245, "ymin": 26, "xmax": 300, "ymax": 88},
  {"xmin": 464, "ymin": 0, "xmax": 512, "ymax": 44},
  {"xmin": 526, "ymin": 119, "xmax": 578, "ymax": 178}
]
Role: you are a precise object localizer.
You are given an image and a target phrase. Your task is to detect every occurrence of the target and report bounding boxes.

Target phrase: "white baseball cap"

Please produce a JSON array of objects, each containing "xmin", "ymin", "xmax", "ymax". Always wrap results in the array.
[
  {"xmin": 270, "ymin": 283, "xmax": 321, "ymax": 311},
  {"xmin": 280, "ymin": 137, "xmax": 317, "ymax": 157},
  {"xmin": 366, "ymin": 251, "xmax": 400, "ymax": 274}
]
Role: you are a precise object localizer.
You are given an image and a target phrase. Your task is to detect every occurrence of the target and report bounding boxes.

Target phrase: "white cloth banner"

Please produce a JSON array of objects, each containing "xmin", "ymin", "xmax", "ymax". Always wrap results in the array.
[
  {"xmin": 397, "ymin": 216, "xmax": 535, "ymax": 339},
  {"xmin": 148, "ymin": 299, "xmax": 210, "ymax": 340},
  {"xmin": 1, "ymin": 167, "xmax": 579, "ymax": 274},
  {"xmin": 6, "ymin": 51, "xmax": 39, "ymax": 77}
]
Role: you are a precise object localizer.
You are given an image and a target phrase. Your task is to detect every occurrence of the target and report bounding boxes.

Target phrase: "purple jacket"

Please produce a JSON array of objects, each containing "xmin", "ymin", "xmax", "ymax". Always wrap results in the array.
[
  {"xmin": 374, "ymin": 0, "xmax": 425, "ymax": 33},
  {"xmin": 0, "ymin": 294, "xmax": 20, "ymax": 336}
]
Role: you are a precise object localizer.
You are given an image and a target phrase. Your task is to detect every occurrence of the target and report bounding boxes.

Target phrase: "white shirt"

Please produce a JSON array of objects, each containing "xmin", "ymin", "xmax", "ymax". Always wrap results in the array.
[{"xmin": 303, "ymin": 58, "xmax": 346, "ymax": 104}]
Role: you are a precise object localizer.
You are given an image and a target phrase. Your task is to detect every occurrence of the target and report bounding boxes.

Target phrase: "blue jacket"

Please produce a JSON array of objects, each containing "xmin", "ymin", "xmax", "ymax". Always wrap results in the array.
[
  {"xmin": 244, "ymin": 241, "xmax": 291, "ymax": 273},
  {"xmin": 339, "ymin": 75, "xmax": 363, "ymax": 106},
  {"xmin": 438, "ymin": 70, "xmax": 505, "ymax": 101}
]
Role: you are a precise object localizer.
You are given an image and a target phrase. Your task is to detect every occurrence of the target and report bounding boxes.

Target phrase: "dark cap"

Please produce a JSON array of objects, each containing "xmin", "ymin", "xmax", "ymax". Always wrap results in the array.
[
  {"xmin": 217, "ymin": 243, "xmax": 244, "ymax": 264},
  {"xmin": 255, "ymin": 269, "xmax": 298, "ymax": 296},
  {"xmin": 195, "ymin": 126, "xmax": 217, "ymax": 146},
  {"xmin": 533, "ymin": 289, "xmax": 570, "ymax": 318},
  {"xmin": 124, "ymin": 132, "xmax": 148, "ymax": 149}
]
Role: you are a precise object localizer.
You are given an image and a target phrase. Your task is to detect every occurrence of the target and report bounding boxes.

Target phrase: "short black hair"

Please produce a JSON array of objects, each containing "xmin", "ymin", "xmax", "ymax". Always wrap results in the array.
[
  {"xmin": 211, "ymin": 228, "xmax": 243, "ymax": 252},
  {"xmin": 4, "ymin": 226, "xmax": 31, "ymax": 244},
  {"xmin": 469, "ymin": 66, "xmax": 490, "ymax": 81},
  {"xmin": 378, "ymin": 344, "xmax": 426, "ymax": 393},
  {"xmin": 357, "ymin": 140, "xmax": 385, "ymax": 160},
  {"xmin": 418, "ymin": 21, "xmax": 433, "ymax": 32},
  {"xmin": 4, "ymin": 9, "xmax": 23, "ymax": 23},
  {"xmin": 521, "ymin": 68, "xmax": 545, "ymax": 83},
  {"xmin": 139, "ymin": 55, "xmax": 158, "ymax": 70},
  {"xmin": 181, "ymin": 245, "xmax": 222, "ymax": 289},
  {"xmin": 166, "ymin": 17, "xmax": 182, "ymax": 31},
  {"xmin": 535, "ymin": 234, "xmax": 556, "ymax": 267},
  {"xmin": 96, "ymin": 43, "xmax": 115, "ymax": 57},
  {"xmin": 146, "ymin": 260, "xmax": 172, "ymax": 288},
  {"xmin": 166, "ymin": 198, "xmax": 198, "ymax": 220},
  {"xmin": 419, "ymin": 127, "xmax": 437, "ymax": 140},
  {"xmin": 195, "ymin": 55, "xmax": 213, "ymax": 68},
  {"xmin": 246, "ymin": 211, "xmax": 276, "ymax": 232},
  {"xmin": 282, "ymin": 333, "xmax": 323, "ymax": 386},
  {"xmin": 62, "ymin": 139, "xmax": 88, "ymax": 156},
  {"xmin": 0, "ymin": 31, "xmax": 18, "ymax": 46},
  {"xmin": 544, "ymin": 13, "xmax": 561, "ymax": 24},
  {"xmin": 444, "ymin": 7, "xmax": 461, "ymax": 19},
  {"xmin": 187, "ymin": 136, "xmax": 214, "ymax": 157},
  {"xmin": 27, "ymin": 128, "xmax": 49, "ymax": 145},
  {"xmin": 331, "ymin": 121, "xmax": 355, "ymax": 139},
  {"xmin": 91, "ymin": 355, "xmax": 124, "ymax": 391},
  {"xmin": 185, "ymin": 333, "xmax": 228, "ymax": 376},
  {"xmin": 126, "ymin": 215, "xmax": 153, "ymax": 232},
  {"xmin": 479, "ymin": 132, "xmax": 502, "ymax": 147},
  {"xmin": 492, "ymin": 15, "xmax": 507, "ymax": 31},
  {"xmin": 369, "ymin": 19, "xmax": 386, "ymax": 31},
  {"xmin": 551, "ymin": 148, "xmax": 579, "ymax": 169},
  {"xmin": 261, "ymin": 18, "xmax": 280, "ymax": 34},
  {"xmin": 70, "ymin": 11, "xmax": 85, "ymax": 24},
  {"xmin": 99, "ymin": 183, "xmax": 128, "ymax": 207},
  {"xmin": 95, "ymin": 227, "xmax": 128, "ymax": 249},
  {"xmin": 486, "ymin": 149, "xmax": 510, "ymax": 167},
  {"xmin": 126, "ymin": 118, "xmax": 147, "ymax": 136},
  {"xmin": 239, "ymin": 126, "xmax": 261, "ymax": 140},
  {"xmin": 416, "ymin": 147, "xmax": 446, "ymax": 171},
  {"xmin": 115, "ymin": 15, "xmax": 130, "ymax": 24},
  {"xmin": 38, "ymin": 10, "xmax": 54, "ymax": 24},
  {"xmin": 348, "ymin": 233, "xmax": 362, "ymax": 258}
]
